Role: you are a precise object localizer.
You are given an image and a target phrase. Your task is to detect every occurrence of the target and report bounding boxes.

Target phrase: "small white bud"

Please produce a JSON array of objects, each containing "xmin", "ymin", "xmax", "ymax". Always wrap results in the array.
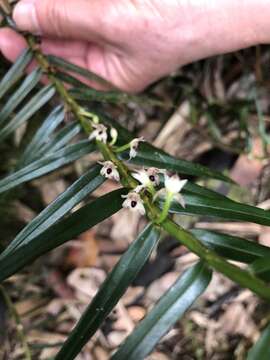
[{"xmin": 110, "ymin": 128, "xmax": 118, "ymax": 145}]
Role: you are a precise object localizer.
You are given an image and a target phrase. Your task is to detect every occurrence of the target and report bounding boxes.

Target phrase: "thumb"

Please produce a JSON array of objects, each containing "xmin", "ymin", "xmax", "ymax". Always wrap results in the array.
[{"xmin": 13, "ymin": 0, "xmax": 105, "ymax": 40}]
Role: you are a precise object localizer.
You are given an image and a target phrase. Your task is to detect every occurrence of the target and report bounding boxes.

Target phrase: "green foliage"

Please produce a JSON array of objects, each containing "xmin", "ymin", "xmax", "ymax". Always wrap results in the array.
[
  {"xmin": 247, "ymin": 323, "xmax": 270, "ymax": 360},
  {"xmin": 56, "ymin": 224, "xmax": 160, "ymax": 360},
  {"xmin": 112, "ymin": 261, "xmax": 211, "ymax": 360},
  {"xmin": 0, "ymin": 15, "xmax": 270, "ymax": 359}
]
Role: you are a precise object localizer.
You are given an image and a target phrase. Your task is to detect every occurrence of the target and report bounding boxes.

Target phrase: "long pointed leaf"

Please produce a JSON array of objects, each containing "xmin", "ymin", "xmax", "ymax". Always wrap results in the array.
[
  {"xmin": 125, "ymin": 143, "xmax": 232, "ymax": 182},
  {"xmin": 112, "ymin": 261, "xmax": 212, "ymax": 360},
  {"xmin": 169, "ymin": 192, "xmax": 270, "ymax": 226},
  {"xmin": 91, "ymin": 111, "xmax": 232, "ymax": 182},
  {"xmin": 0, "ymin": 141, "xmax": 95, "ymax": 194},
  {"xmin": 40, "ymin": 122, "xmax": 81, "ymax": 156},
  {"xmin": 0, "ymin": 188, "xmax": 125, "ymax": 282},
  {"xmin": 47, "ymin": 55, "xmax": 114, "ymax": 89},
  {"xmin": 0, "ymin": 68, "xmax": 42, "ymax": 126},
  {"xmin": 56, "ymin": 224, "xmax": 160, "ymax": 360},
  {"xmin": 249, "ymin": 257, "xmax": 270, "ymax": 281},
  {"xmin": 0, "ymin": 49, "xmax": 33, "ymax": 100},
  {"xmin": 0, "ymin": 165, "xmax": 104, "ymax": 258},
  {"xmin": 0, "ymin": 85, "xmax": 55, "ymax": 142},
  {"xmin": 247, "ymin": 323, "xmax": 270, "ymax": 360},
  {"xmin": 192, "ymin": 229, "xmax": 270, "ymax": 263},
  {"xmin": 19, "ymin": 105, "xmax": 64, "ymax": 165}
]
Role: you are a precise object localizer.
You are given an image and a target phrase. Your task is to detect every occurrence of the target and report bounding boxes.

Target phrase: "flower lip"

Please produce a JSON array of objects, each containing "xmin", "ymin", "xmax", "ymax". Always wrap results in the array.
[
  {"xmin": 129, "ymin": 137, "xmax": 145, "ymax": 159},
  {"xmin": 89, "ymin": 123, "xmax": 108, "ymax": 143},
  {"xmin": 121, "ymin": 192, "xmax": 145, "ymax": 215},
  {"xmin": 99, "ymin": 161, "xmax": 120, "ymax": 182},
  {"xmin": 132, "ymin": 167, "xmax": 160, "ymax": 189}
]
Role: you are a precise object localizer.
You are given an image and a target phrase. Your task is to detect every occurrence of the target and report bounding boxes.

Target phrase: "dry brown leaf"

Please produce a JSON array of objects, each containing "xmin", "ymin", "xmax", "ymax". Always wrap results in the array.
[
  {"xmin": 38, "ymin": 179, "xmax": 67, "ymax": 205},
  {"xmin": 230, "ymin": 137, "xmax": 265, "ymax": 186},
  {"xmin": 66, "ymin": 229, "xmax": 99, "ymax": 268},
  {"xmin": 67, "ymin": 267, "xmax": 106, "ymax": 302},
  {"xmin": 128, "ymin": 306, "xmax": 146, "ymax": 323}
]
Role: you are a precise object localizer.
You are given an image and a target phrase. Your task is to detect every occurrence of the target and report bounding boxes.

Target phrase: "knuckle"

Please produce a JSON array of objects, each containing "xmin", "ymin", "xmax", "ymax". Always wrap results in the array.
[{"xmin": 39, "ymin": 0, "xmax": 69, "ymax": 37}]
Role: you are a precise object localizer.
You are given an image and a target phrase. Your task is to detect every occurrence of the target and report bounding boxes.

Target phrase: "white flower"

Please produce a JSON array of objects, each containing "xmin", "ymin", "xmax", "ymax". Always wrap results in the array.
[
  {"xmin": 129, "ymin": 137, "xmax": 145, "ymax": 159},
  {"xmin": 88, "ymin": 124, "xmax": 108, "ymax": 143},
  {"xmin": 154, "ymin": 174, "xmax": 188, "ymax": 208},
  {"xmin": 121, "ymin": 192, "xmax": 145, "ymax": 215},
  {"xmin": 99, "ymin": 161, "xmax": 120, "ymax": 182},
  {"xmin": 164, "ymin": 174, "xmax": 187, "ymax": 194},
  {"xmin": 132, "ymin": 167, "xmax": 160, "ymax": 189}
]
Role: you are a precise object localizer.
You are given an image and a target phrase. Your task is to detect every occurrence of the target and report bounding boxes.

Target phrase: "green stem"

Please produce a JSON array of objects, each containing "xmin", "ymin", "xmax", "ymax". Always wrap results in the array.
[
  {"xmin": 114, "ymin": 142, "xmax": 131, "ymax": 153},
  {"xmin": 162, "ymin": 219, "xmax": 270, "ymax": 301},
  {"xmin": 0, "ymin": 285, "xmax": 32, "ymax": 360},
  {"xmin": 156, "ymin": 192, "xmax": 173, "ymax": 224}
]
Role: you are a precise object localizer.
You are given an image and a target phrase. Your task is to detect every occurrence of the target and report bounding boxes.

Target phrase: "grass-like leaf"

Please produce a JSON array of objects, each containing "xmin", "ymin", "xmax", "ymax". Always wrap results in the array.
[
  {"xmin": 247, "ymin": 323, "xmax": 270, "ymax": 360},
  {"xmin": 112, "ymin": 261, "xmax": 212, "ymax": 360},
  {"xmin": 19, "ymin": 105, "xmax": 65, "ymax": 166},
  {"xmin": 47, "ymin": 55, "xmax": 114, "ymax": 89},
  {"xmin": 69, "ymin": 86, "xmax": 164, "ymax": 107},
  {"xmin": 0, "ymin": 68, "xmax": 42, "ymax": 126},
  {"xmin": 0, "ymin": 49, "xmax": 33, "ymax": 100},
  {"xmin": 0, "ymin": 140, "xmax": 95, "ymax": 194},
  {"xmin": 96, "ymin": 112, "xmax": 232, "ymax": 182},
  {"xmin": 127, "ymin": 143, "xmax": 233, "ymax": 182},
  {"xmin": 0, "ymin": 188, "xmax": 125, "ymax": 282},
  {"xmin": 249, "ymin": 257, "xmax": 270, "ymax": 281},
  {"xmin": 192, "ymin": 229, "xmax": 270, "ymax": 263},
  {"xmin": 55, "ymin": 224, "xmax": 160, "ymax": 360},
  {"xmin": 170, "ymin": 191, "xmax": 270, "ymax": 226},
  {"xmin": 0, "ymin": 84, "xmax": 55, "ymax": 142},
  {"xmin": 0, "ymin": 164, "xmax": 104, "ymax": 258}
]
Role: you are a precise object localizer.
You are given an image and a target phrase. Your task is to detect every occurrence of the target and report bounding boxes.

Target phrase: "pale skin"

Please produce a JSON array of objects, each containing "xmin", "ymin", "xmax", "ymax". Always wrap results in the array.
[{"xmin": 0, "ymin": 0, "xmax": 269, "ymax": 92}]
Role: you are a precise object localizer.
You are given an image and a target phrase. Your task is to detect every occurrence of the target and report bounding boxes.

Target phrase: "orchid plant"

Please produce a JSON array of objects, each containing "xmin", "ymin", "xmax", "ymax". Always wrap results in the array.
[{"xmin": 0, "ymin": 4, "xmax": 270, "ymax": 360}]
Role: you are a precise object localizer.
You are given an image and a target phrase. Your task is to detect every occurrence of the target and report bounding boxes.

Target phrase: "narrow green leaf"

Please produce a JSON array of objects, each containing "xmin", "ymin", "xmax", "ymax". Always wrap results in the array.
[
  {"xmin": 70, "ymin": 87, "xmax": 164, "ymax": 107},
  {"xmin": 0, "ymin": 68, "xmax": 42, "ymax": 126},
  {"xmin": 0, "ymin": 85, "xmax": 55, "ymax": 142},
  {"xmin": 112, "ymin": 261, "xmax": 212, "ymax": 360},
  {"xmin": 47, "ymin": 55, "xmax": 114, "ymax": 89},
  {"xmin": 192, "ymin": 229, "xmax": 270, "ymax": 263},
  {"xmin": 95, "ymin": 113, "xmax": 232, "ymax": 182},
  {"xmin": 56, "ymin": 224, "xmax": 160, "ymax": 360},
  {"xmin": 40, "ymin": 122, "xmax": 81, "ymax": 156},
  {"xmin": 184, "ymin": 182, "xmax": 230, "ymax": 201},
  {"xmin": 0, "ymin": 189, "xmax": 125, "ymax": 282},
  {"xmin": 169, "ymin": 192, "xmax": 270, "ymax": 226},
  {"xmin": 126, "ymin": 143, "xmax": 233, "ymax": 182},
  {"xmin": 163, "ymin": 219, "xmax": 270, "ymax": 301},
  {"xmin": 0, "ymin": 49, "xmax": 33, "ymax": 100},
  {"xmin": 19, "ymin": 106, "xmax": 64, "ymax": 165},
  {"xmin": 249, "ymin": 257, "xmax": 270, "ymax": 281},
  {"xmin": 0, "ymin": 165, "xmax": 104, "ymax": 258},
  {"xmin": 0, "ymin": 141, "xmax": 95, "ymax": 194},
  {"xmin": 247, "ymin": 323, "xmax": 270, "ymax": 360}
]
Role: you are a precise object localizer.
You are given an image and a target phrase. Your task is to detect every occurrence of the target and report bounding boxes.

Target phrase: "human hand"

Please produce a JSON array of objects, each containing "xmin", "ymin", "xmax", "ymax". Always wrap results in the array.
[{"xmin": 0, "ymin": 0, "xmax": 268, "ymax": 92}]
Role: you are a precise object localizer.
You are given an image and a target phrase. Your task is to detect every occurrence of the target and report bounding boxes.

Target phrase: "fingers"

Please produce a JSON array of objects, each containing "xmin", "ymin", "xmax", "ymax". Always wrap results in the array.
[
  {"xmin": 13, "ymin": 0, "xmax": 108, "ymax": 42},
  {"xmin": 0, "ymin": 28, "xmax": 27, "ymax": 63},
  {"xmin": 0, "ymin": 28, "xmax": 114, "ymax": 90},
  {"xmin": 0, "ymin": 28, "xmax": 88, "ymax": 61}
]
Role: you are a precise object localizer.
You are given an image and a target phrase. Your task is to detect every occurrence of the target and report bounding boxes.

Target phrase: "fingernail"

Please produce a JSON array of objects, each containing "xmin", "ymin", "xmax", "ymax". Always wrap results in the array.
[{"xmin": 13, "ymin": 0, "xmax": 41, "ymax": 34}]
